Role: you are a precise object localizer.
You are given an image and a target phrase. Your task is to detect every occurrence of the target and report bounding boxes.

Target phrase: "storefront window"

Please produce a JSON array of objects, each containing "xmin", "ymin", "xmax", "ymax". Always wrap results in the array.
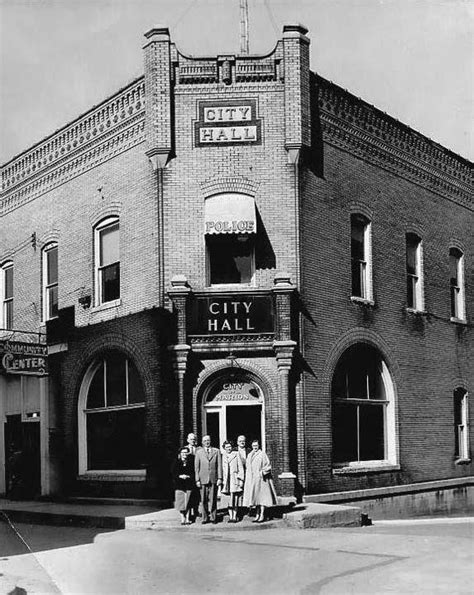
[{"xmin": 83, "ymin": 351, "xmax": 145, "ymax": 470}]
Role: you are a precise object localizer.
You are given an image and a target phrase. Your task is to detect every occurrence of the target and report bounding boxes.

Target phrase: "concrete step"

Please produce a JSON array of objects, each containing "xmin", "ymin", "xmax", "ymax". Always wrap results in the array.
[{"xmin": 125, "ymin": 502, "xmax": 363, "ymax": 531}]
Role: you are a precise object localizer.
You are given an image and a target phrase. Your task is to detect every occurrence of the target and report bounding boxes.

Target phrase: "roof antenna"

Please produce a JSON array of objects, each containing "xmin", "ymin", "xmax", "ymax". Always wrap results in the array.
[{"xmin": 240, "ymin": 0, "xmax": 249, "ymax": 55}]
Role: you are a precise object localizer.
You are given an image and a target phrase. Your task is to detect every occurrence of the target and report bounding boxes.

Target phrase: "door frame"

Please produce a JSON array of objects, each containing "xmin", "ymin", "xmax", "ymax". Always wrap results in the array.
[{"xmin": 204, "ymin": 400, "xmax": 265, "ymax": 450}]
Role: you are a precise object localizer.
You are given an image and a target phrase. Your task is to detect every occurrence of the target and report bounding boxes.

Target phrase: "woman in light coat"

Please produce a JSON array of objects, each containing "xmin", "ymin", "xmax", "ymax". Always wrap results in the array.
[
  {"xmin": 243, "ymin": 439, "xmax": 277, "ymax": 522},
  {"xmin": 221, "ymin": 441, "xmax": 245, "ymax": 523}
]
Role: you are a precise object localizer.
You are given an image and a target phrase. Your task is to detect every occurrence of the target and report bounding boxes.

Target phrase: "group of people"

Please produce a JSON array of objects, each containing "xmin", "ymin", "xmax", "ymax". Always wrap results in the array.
[{"xmin": 173, "ymin": 433, "xmax": 277, "ymax": 525}]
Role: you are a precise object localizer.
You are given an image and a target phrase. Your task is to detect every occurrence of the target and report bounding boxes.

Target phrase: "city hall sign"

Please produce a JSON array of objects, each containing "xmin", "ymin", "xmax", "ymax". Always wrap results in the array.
[
  {"xmin": 191, "ymin": 295, "xmax": 273, "ymax": 335},
  {"xmin": 195, "ymin": 99, "xmax": 262, "ymax": 147}
]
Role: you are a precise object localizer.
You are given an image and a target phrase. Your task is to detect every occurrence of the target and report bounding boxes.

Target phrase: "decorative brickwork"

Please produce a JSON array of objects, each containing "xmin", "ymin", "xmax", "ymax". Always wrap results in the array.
[{"xmin": 314, "ymin": 75, "xmax": 473, "ymax": 209}]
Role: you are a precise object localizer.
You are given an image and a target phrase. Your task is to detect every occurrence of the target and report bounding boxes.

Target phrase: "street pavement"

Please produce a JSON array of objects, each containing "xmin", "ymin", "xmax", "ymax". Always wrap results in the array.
[{"xmin": 0, "ymin": 516, "xmax": 473, "ymax": 594}]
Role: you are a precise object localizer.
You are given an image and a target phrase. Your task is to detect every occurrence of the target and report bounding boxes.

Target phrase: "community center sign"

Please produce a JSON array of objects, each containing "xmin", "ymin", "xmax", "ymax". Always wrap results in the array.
[
  {"xmin": 0, "ymin": 341, "xmax": 48, "ymax": 376},
  {"xmin": 195, "ymin": 99, "xmax": 262, "ymax": 146}
]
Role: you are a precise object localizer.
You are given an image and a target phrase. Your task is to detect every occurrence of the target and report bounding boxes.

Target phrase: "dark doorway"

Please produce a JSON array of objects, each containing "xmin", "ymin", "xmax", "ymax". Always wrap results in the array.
[
  {"xmin": 206, "ymin": 411, "xmax": 220, "ymax": 448},
  {"xmin": 226, "ymin": 405, "xmax": 262, "ymax": 446},
  {"xmin": 5, "ymin": 415, "xmax": 41, "ymax": 499}
]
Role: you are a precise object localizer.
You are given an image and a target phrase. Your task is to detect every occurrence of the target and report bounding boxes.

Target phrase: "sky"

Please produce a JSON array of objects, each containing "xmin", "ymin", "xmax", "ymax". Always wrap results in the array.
[{"xmin": 0, "ymin": 0, "xmax": 472, "ymax": 164}]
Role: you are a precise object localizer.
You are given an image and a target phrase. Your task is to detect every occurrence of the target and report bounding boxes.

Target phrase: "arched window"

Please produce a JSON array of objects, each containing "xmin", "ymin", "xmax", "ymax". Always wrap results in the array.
[
  {"xmin": 351, "ymin": 214, "xmax": 373, "ymax": 301},
  {"xmin": 453, "ymin": 388, "xmax": 469, "ymax": 461},
  {"xmin": 406, "ymin": 233, "xmax": 424, "ymax": 311},
  {"xmin": 332, "ymin": 343, "xmax": 396, "ymax": 466},
  {"xmin": 94, "ymin": 217, "xmax": 120, "ymax": 305},
  {"xmin": 42, "ymin": 243, "xmax": 58, "ymax": 321},
  {"xmin": 449, "ymin": 247, "xmax": 465, "ymax": 321},
  {"xmin": 79, "ymin": 351, "xmax": 145, "ymax": 472},
  {"xmin": 204, "ymin": 193, "xmax": 257, "ymax": 286},
  {"xmin": 1, "ymin": 261, "xmax": 13, "ymax": 330}
]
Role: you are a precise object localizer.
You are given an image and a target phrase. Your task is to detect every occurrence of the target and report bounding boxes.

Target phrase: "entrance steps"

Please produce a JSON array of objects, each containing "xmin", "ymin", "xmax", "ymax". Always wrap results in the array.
[{"xmin": 125, "ymin": 502, "xmax": 363, "ymax": 530}]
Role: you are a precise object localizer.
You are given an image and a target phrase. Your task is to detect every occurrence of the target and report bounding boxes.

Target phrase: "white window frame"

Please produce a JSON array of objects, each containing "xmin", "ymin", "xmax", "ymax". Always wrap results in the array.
[
  {"xmin": 1, "ymin": 261, "xmax": 14, "ymax": 331},
  {"xmin": 332, "ymin": 347, "xmax": 397, "ymax": 472},
  {"xmin": 42, "ymin": 243, "xmax": 58, "ymax": 322},
  {"xmin": 350, "ymin": 215, "xmax": 373, "ymax": 303},
  {"xmin": 454, "ymin": 389, "xmax": 470, "ymax": 461},
  {"xmin": 450, "ymin": 248, "xmax": 466, "ymax": 321},
  {"xmin": 94, "ymin": 217, "xmax": 120, "ymax": 307},
  {"xmin": 406, "ymin": 234, "xmax": 424, "ymax": 311},
  {"xmin": 77, "ymin": 355, "xmax": 145, "ymax": 475}
]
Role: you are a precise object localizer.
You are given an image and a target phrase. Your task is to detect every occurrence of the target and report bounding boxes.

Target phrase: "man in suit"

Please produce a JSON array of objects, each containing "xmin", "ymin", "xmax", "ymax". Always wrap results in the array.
[
  {"xmin": 237, "ymin": 435, "xmax": 250, "ymax": 468},
  {"xmin": 195, "ymin": 435, "xmax": 222, "ymax": 524},
  {"xmin": 183, "ymin": 432, "xmax": 200, "ymax": 521}
]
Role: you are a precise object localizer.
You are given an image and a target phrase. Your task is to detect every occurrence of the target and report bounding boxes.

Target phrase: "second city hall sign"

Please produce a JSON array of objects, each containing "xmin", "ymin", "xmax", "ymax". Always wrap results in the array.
[{"xmin": 194, "ymin": 99, "xmax": 262, "ymax": 146}]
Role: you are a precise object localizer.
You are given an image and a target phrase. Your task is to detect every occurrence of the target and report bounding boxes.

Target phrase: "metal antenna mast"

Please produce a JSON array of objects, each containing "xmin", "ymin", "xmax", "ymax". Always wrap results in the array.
[{"xmin": 240, "ymin": 0, "xmax": 249, "ymax": 55}]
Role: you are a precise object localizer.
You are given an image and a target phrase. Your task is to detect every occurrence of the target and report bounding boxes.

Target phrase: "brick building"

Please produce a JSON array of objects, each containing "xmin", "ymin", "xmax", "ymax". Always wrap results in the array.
[{"xmin": 1, "ymin": 25, "xmax": 472, "ymax": 504}]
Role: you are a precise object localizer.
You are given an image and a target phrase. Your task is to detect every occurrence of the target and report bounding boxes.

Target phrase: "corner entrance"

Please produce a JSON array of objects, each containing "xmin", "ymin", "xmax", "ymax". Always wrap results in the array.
[{"xmin": 203, "ymin": 375, "xmax": 264, "ymax": 449}]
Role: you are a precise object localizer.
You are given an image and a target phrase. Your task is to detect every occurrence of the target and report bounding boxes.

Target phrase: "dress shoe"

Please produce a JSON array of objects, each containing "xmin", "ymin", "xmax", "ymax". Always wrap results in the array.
[{"xmin": 202, "ymin": 519, "xmax": 210, "ymax": 525}]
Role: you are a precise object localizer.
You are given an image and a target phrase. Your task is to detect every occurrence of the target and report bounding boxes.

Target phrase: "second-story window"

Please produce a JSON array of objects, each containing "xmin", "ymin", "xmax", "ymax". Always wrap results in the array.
[
  {"xmin": 406, "ymin": 233, "xmax": 423, "ymax": 310},
  {"xmin": 450, "ymin": 248, "xmax": 465, "ymax": 320},
  {"xmin": 95, "ymin": 218, "xmax": 120, "ymax": 305},
  {"xmin": 351, "ymin": 214, "xmax": 372, "ymax": 300},
  {"xmin": 204, "ymin": 193, "xmax": 257, "ymax": 286},
  {"xmin": 43, "ymin": 243, "xmax": 58, "ymax": 321},
  {"xmin": 1, "ymin": 262, "xmax": 13, "ymax": 330}
]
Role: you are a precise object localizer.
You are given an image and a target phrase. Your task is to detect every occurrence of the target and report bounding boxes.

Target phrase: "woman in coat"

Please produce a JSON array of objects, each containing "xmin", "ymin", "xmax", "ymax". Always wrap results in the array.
[
  {"xmin": 242, "ymin": 439, "xmax": 277, "ymax": 522},
  {"xmin": 173, "ymin": 447, "xmax": 195, "ymax": 525},
  {"xmin": 221, "ymin": 440, "xmax": 245, "ymax": 523}
]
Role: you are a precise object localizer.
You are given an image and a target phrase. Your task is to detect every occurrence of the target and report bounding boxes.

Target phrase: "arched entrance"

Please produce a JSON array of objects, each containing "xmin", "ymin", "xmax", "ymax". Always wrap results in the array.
[{"xmin": 201, "ymin": 371, "xmax": 265, "ymax": 449}]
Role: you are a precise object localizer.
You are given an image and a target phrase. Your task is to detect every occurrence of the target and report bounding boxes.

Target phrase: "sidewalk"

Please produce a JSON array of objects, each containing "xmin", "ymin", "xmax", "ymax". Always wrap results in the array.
[
  {"xmin": 0, "ymin": 498, "xmax": 158, "ymax": 529},
  {"xmin": 0, "ymin": 497, "xmax": 363, "ymax": 530}
]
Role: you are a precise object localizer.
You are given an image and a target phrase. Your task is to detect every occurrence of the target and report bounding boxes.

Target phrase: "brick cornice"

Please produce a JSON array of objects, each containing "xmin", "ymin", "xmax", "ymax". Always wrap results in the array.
[
  {"xmin": 313, "ymin": 74, "xmax": 473, "ymax": 210},
  {"xmin": 1, "ymin": 78, "xmax": 145, "ymax": 216}
]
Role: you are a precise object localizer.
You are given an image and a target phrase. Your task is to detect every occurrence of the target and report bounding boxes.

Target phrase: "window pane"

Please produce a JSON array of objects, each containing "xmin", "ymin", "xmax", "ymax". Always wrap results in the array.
[
  {"xmin": 359, "ymin": 404, "xmax": 385, "ymax": 460},
  {"xmin": 87, "ymin": 408, "xmax": 145, "ymax": 470},
  {"xmin": 47, "ymin": 247, "xmax": 58, "ymax": 284},
  {"xmin": 106, "ymin": 352, "xmax": 127, "ymax": 407},
  {"xmin": 208, "ymin": 235, "xmax": 253, "ymax": 284},
  {"xmin": 100, "ymin": 223, "xmax": 119, "ymax": 266},
  {"xmin": 407, "ymin": 275, "xmax": 415, "ymax": 308},
  {"xmin": 4, "ymin": 300, "xmax": 13, "ymax": 330},
  {"xmin": 101, "ymin": 262, "xmax": 120, "ymax": 302},
  {"xmin": 47, "ymin": 285, "xmax": 58, "ymax": 319},
  {"xmin": 348, "ymin": 362, "xmax": 368, "ymax": 399},
  {"xmin": 351, "ymin": 260, "xmax": 362, "ymax": 297},
  {"xmin": 333, "ymin": 403, "xmax": 358, "ymax": 463},
  {"xmin": 87, "ymin": 363, "xmax": 105, "ymax": 409},
  {"xmin": 351, "ymin": 217, "xmax": 365, "ymax": 261},
  {"xmin": 5, "ymin": 266, "xmax": 13, "ymax": 299},
  {"xmin": 128, "ymin": 361, "xmax": 145, "ymax": 404},
  {"xmin": 406, "ymin": 237, "xmax": 417, "ymax": 275},
  {"xmin": 449, "ymin": 250, "xmax": 459, "ymax": 285}
]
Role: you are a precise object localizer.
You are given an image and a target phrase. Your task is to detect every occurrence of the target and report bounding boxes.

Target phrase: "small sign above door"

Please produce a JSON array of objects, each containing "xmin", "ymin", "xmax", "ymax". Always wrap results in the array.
[{"xmin": 208, "ymin": 380, "xmax": 262, "ymax": 403}]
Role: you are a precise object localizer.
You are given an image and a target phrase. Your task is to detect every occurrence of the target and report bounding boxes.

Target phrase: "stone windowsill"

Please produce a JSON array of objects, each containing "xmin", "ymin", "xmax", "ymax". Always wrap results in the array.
[
  {"xmin": 77, "ymin": 469, "xmax": 146, "ymax": 482},
  {"xmin": 350, "ymin": 296, "xmax": 375, "ymax": 307},
  {"xmin": 333, "ymin": 462, "xmax": 400, "ymax": 475},
  {"xmin": 450, "ymin": 316, "xmax": 467, "ymax": 325},
  {"xmin": 454, "ymin": 458, "xmax": 471, "ymax": 465},
  {"xmin": 405, "ymin": 308, "xmax": 427, "ymax": 316},
  {"xmin": 90, "ymin": 299, "xmax": 122, "ymax": 314}
]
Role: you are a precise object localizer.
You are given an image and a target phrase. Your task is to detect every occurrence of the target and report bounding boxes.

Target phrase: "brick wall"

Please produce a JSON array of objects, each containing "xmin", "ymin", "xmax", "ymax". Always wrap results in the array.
[{"xmin": 301, "ymin": 137, "xmax": 473, "ymax": 493}]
